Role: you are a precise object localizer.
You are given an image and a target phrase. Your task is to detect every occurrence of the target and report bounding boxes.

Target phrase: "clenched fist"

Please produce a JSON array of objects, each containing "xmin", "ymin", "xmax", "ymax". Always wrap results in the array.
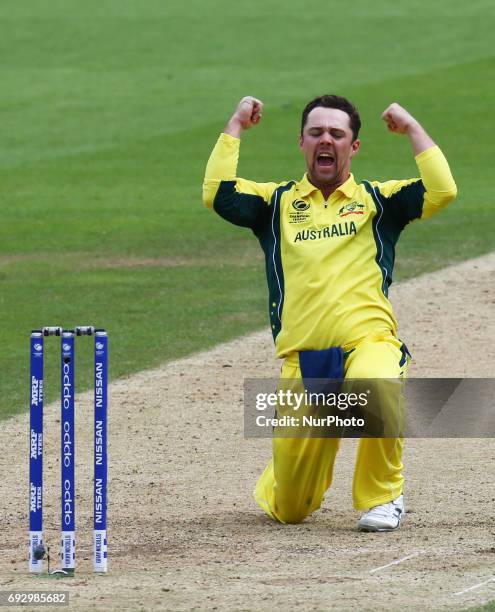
[
  {"xmin": 381, "ymin": 103, "xmax": 418, "ymax": 134},
  {"xmin": 224, "ymin": 96, "xmax": 264, "ymax": 137}
]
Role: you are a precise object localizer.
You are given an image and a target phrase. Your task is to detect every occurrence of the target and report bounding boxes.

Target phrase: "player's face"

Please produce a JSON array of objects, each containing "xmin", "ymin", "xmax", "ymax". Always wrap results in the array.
[{"xmin": 300, "ymin": 107, "xmax": 360, "ymax": 191}]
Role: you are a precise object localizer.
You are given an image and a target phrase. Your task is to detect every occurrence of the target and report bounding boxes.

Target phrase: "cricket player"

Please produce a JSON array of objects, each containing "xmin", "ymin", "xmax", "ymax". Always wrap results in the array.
[{"xmin": 202, "ymin": 95, "xmax": 457, "ymax": 531}]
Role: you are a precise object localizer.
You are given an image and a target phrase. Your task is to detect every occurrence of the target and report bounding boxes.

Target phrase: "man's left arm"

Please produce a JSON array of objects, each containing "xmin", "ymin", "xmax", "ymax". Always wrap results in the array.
[{"xmin": 381, "ymin": 103, "xmax": 457, "ymax": 220}]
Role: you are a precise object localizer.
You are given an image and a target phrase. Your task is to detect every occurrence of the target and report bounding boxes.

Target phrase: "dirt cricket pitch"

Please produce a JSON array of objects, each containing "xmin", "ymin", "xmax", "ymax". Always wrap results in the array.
[{"xmin": 1, "ymin": 253, "xmax": 494, "ymax": 611}]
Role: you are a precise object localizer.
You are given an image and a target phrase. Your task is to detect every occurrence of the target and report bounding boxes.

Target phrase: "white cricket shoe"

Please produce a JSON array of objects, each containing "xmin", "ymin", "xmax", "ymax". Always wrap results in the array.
[{"xmin": 358, "ymin": 494, "xmax": 404, "ymax": 532}]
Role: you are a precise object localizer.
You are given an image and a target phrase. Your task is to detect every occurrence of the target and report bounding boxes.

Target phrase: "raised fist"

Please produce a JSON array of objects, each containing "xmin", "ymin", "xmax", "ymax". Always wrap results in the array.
[
  {"xmin": 381, "ymin": 103, "xmax": 418, "ymax": 134},
  {"xmin": 230, "ymin": 96, "xmax": 264, "ymax": 130}
]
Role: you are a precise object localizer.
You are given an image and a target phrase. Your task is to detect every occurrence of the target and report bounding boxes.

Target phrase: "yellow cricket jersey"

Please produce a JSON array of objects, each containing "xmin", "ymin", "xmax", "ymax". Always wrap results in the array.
[{"xmin": 203, "ymin": 133, "xmax": 457, "ymax": 358}]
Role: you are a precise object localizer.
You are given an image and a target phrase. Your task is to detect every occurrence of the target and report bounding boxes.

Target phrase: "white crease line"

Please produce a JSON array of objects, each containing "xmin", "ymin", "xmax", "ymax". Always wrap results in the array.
[
  {"xmin": 369, "ymin": 552, "xmax": 424, "ymax": 574},
  {"xmin": 454, "ymin": 577, "xmax": 495, "ymax": 596}
]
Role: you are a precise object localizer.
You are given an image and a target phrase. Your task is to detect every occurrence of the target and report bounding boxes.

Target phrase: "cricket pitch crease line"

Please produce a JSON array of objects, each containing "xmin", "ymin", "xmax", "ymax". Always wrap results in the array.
[
  {"xmin": 369, "ymin": 551, "xmax": 424, "ymax": 574},
  {"xmin": 453, "ymin": 576, "xmax": 495, "ymax": 596}
]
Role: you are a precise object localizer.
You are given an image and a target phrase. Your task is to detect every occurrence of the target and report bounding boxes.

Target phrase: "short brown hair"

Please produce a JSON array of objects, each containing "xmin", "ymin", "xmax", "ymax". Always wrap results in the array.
[{"xmin": 301, "ymin": 95, "xmax": 361, "ymax": 141}]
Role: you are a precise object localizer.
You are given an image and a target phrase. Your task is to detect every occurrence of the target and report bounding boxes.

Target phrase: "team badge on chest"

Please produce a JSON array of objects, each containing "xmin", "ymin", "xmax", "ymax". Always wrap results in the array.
[
  {"xmin": 338, "ymin": 201, "xmax": 366, "ymax": 218},
  {"xmin": 289, "ymin": 200, "xmax": 312, "ymax": 224}
]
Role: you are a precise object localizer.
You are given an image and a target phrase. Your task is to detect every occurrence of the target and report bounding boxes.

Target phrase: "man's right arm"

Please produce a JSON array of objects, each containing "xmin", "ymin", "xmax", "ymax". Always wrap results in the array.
[{"xmin": 202, "ymin": 97, "xmax": 277, "ymax": 230}]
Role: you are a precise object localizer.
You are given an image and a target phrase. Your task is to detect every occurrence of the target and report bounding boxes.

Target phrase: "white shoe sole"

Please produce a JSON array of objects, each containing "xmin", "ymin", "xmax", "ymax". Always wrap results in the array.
[{"xmin": 358, "ymin": 522, "xmax": 401, "ymax": 532}]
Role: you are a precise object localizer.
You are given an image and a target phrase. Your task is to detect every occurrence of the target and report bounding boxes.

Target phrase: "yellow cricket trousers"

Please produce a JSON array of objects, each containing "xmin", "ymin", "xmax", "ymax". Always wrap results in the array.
[{"xmin": 254, "ymin": 331, "xmax": 409, "ymax": 523}]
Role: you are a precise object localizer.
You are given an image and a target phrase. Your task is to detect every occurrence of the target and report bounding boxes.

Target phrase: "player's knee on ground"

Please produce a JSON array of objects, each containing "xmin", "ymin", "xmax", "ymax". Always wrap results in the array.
[{"xmin": 273, "ymin": 500, "xmax": 313, "ymax": 524}]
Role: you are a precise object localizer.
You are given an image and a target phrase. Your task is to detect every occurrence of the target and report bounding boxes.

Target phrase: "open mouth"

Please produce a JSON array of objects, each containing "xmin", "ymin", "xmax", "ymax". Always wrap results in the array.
[{"xmin": 316, "ymin": 153, "xmax": 335, "ymax": 168}]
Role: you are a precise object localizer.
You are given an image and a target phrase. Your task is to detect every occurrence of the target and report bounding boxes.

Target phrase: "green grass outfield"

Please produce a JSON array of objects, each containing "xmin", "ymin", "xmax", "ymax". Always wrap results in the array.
[
  {"xmin": 1, "ymin": 0, "xmax": 494, "ymax": 419},
  {"xmin": 468, "ymin": 600, "xmax": 495, "ymax": 611}
]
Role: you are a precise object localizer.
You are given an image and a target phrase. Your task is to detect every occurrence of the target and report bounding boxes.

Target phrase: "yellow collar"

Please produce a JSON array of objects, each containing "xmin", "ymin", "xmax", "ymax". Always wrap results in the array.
[{"xmin": 297, "ymin": 173, "xmax": 358, "ymax": 199}]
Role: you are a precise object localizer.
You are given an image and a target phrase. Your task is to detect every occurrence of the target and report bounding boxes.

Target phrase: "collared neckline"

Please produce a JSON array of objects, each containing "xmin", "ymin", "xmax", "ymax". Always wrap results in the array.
[{"xmin": 297, "ymin": 173, "xmax": 358, "ymax": 199}]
